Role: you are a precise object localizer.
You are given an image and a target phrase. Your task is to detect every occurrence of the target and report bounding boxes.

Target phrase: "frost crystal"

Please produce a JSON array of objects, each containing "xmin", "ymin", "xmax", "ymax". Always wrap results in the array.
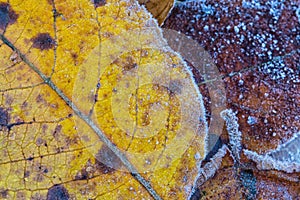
[
  {"xmin": 221, "ymin": 109, "xmax": 242, "ymax": 161},
  {"xmin": 247, "ymin": 116, "xmax": 258, "ymax": 126},
  {"xmin": 258, "ymin": 56, "xmax": 299, "ymax": 83},
  {"xmin": 242, "ymin": 0, "xmax": 285, "ymax": 22},
  {"xmin": 244, "ymin": 132, "xmax": 300, "ymax": 173}
]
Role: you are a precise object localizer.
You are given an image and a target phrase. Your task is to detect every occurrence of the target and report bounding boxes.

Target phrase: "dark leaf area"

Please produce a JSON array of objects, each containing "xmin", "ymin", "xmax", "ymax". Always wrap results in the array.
[
  {"xmin": 47, "ymin": 185, "xmax": 70, "ymax": 200},
  {"xmin": 0, "ymin": 2, "xmax": 18, "ymax": 31},
  {"xmin": 163, "ymin": 0, "xmax": 300, "ymax": 199}
]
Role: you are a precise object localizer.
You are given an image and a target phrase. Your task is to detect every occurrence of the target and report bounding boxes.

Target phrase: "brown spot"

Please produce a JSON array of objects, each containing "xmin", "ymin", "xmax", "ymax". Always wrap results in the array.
[
  {"xmin": 0, "ymin": 107, "xmax": 10, "ymax": 131},
  {"xmin": 92, "ymin": 0, "xmax": 106, "ymax": 8},
  {"xmin": 0, "ymin": 3, "xmax": 18, "ymax": 30},
  {"xmin": 95, "ymin": 145, "xmax": 123, "ymax": 174},
  {"xmin": 71, "ymin": 52, "xmax": 78, "ymax": 65},
  {"xmin": 31, "ymin": 33, "xmax": 55, "ymax": 50},
  {"xmin": 71, "ymin": 52, "xmax": 78, "ymax": 59},
  {"xmin": 47, "ymin": 0, "xmax": 54, "ymax": 6},
  {"xmin": 47, "ymin": 185, "xmax": 69, "ymax": 200},
  {"xmin": 114, "ymin": 56, "xmax": 137, "ymax": 72},
  {"xmin": 124, "ymin": 56, "xmax": 137, "ymax": 71}
]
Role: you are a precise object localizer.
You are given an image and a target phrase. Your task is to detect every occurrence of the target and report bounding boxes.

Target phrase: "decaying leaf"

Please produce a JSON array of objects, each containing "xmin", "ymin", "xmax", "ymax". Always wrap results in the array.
[
  {"xmin": 244, "ymin": 131, "xmax": 300, "ymax": 173},
  {"xmin": 138, "ymin": 0, "xmax": 175, "ymax": 25},
  {"xmin": 164, "ymin": 0, "xmax": 300, "ymax": 198},
  {"xmin": 0, "ymin": 0, "xmax": 207, "ymax": 199}
]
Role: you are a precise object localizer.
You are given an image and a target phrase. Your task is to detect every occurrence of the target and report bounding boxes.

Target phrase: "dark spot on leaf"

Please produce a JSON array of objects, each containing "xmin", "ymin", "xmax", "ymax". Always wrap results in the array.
[
  {"xmin": 92, "ymin": 0, "xmax": 106, "ymax": 8},
  {"xmin": 75, "ymin": 167, "xmax": 89, "ymax": 180},
  {"xmin": 124, "ymin": 56, "xmax": 137, "ymax": 71},
  {"xmin": 47, "ymin": 185, "xmax": 69, "ymax": 200},
  {"xmin": 71, "ymin": 52, "xmax": 78, "ymax": 59},
  {"xmin": 0, "ymin": 189, "xmax": 8, "ymax": 198},
  {"xmin": 0, "ymin": 3, "xmax": 18, "ymax": 30},
  {"xmin": 26, "ymin": 156, "xmax": 34, "ymax": 161},
  {"xmin": 71, "ymin": 52, "xmax": 78, "ymax": 65},
  {"xmin": 53, "ymin": 125, "xmax": 62, "ymax": 140},
  {"xmin": 95, "ymin": 145, "xmax": 123, "ymax": 174},
  {"xmin": 113, "ymin": 56, "xmax": 137, "ymax": 72},
  {"xmin": 31, "ymin": 33, "xmax": 55, "ymax": 50},
  {"xmin": 0, "ymin": 107, "xmax": 10, "ymax": 131},
  {"xmin": 24, "ymin": 170, "xmax": 30, "ymax": 178}
]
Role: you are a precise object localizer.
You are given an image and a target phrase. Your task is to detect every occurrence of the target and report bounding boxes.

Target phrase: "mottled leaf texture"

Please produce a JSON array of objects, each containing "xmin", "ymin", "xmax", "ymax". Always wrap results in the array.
[{"xmin": 0, "ymin": 0, "xmax": 207, "ymax": 199}]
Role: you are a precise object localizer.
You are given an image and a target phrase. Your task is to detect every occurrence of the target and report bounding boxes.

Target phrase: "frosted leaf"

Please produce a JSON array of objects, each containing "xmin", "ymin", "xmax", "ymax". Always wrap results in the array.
[
  {"xmin": 244, "ymin": 132, "xmax": 300, "ymax": 173},
  {"xmin": 221, "ymin": 109, "xmax": 242, "ymax": 161},
  {"xmin": 188, "ymin": 145, "xmax": 228, "ymax": 198}
]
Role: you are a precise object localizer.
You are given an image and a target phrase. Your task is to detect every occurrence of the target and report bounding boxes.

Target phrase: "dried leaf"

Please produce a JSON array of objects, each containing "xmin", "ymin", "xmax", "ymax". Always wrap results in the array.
[
  {"xmin": 138, "ymin": 0, "xmax": 175, "ymax": 25},
  {"xmin": 164, "ymin": 0, "xmax": 300, "ymax": 199}
]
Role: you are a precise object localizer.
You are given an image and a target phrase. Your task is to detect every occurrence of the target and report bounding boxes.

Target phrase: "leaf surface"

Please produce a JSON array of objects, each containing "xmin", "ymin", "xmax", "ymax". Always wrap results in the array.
[
  {"xmin": 0, "ymin": 0, "xmax": 207, "ymax": 199},
  {"xmin": 138, "ymin": 0, "xmax": 175, "ymax": 25},
  {"xmin": 164, "ymin": 0, "xmax": 300, "ymax": 199}
]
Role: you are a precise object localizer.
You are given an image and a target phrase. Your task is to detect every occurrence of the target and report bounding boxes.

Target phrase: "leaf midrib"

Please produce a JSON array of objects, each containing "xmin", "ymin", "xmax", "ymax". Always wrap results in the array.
[{"xmin": 0, "ymin": 34, "xmax": 162, "ymax": 200}]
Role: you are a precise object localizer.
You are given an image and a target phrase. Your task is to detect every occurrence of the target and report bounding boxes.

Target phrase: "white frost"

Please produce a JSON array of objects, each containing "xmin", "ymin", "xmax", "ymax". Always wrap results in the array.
[
  {"xmin": 221, "ymin": 109, "xmax": 242, "ymax": 161},
  {"xmin": 244, "ymin": 132, "xmax": 300, "ymax": 173},
  {"xmin": 188, "ymin": 145, "xmax": 228, "ymax": 199}
]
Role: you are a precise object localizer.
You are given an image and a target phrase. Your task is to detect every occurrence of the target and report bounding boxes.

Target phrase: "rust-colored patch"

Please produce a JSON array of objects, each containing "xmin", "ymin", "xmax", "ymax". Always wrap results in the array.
[
  {"xmin": 47, "ymin": 185, "xmax": 69, "ymax": 200},
  {"xmin": 92, "ymin": 0, "xmax": 106, "ymax": 8},
  {"xmin": 0, "ymin": 107, "xmax": 10, "ymax": 131},
  {"xmin": 47, "ymin": 0, "xmax": 54, "ymax": 6},
  {"xmin": 31, "ymin": 33, "xmax": 55, "ymax": 50},
  {"xmin": 0, "ymin": 3, "xmax": 18, "ymax": 30}
]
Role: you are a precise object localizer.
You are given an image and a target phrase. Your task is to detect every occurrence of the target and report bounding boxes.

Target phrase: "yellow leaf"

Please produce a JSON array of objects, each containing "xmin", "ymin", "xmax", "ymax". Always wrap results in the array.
[{"xmin": 0, "ymin": 0, "xmax": 207, "ymax": 199}]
